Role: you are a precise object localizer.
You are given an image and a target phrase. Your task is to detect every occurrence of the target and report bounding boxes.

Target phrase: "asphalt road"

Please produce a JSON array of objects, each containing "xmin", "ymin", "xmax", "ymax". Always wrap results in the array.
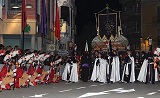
[{"xmin": 1, "ymin": 81, "xmax": 160, "ymax": 98}]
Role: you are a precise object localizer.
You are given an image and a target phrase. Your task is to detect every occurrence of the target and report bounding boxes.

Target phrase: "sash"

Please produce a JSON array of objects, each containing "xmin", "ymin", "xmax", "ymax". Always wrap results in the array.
[{"xmin": 82, "ymin": 64, "xmax": 89, "ymax": 67}]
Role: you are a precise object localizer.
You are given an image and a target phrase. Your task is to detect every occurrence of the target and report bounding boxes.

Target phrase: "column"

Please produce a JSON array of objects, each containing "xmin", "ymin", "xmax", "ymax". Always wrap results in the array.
[
  {"xmin": 0, "ymin": 0, "xmax": 2, "ymax": 19},
  {"xmin": 31, "ymin": 34, "xmax": 35, "ymax": 50},
  {"xmin": 0, "ymin": 35, "xmax": 3, "ymax": 44},
  {"xmin": 69, "ymin": 6, "xmax": 72, "ymax": 37},
  {"xmin": 38, "ymin": 37, "xmax": 42, "ymax": 51}
]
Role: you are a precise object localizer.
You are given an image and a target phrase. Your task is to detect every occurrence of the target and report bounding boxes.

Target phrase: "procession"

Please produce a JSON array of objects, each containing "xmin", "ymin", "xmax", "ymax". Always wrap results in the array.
[
  {"xmin": 1, "ymin": 1, "xmax": 160, "ymax": 98},
  {"xmin": 0, "ymin": 43, "xmax": 160, "ymax": 92}
]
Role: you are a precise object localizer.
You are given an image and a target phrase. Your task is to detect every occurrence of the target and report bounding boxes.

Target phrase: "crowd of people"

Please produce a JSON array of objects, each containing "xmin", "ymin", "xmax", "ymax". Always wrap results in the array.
[
  {"xmin": 80, "ymin": 49, "xmax": 160, "ymax": 84},
  {"xmin": 79, "ymin": 48, "xmax": 160, "ymax": 84},
  {"xmin": 0, "ymin": 44, "xmax": 61, "ymax": 92},
  {"xmin": 0, "ymin": 44, "xmax": 160, "ymax": 92}
]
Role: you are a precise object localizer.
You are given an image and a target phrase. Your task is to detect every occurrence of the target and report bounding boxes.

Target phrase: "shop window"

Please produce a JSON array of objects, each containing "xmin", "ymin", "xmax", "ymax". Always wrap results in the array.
[
  {"xmin": 7, "ymin": 0, "xmax": 22, "ymax": 19},
  {"xmin": 157, "ymin": 36, "xmax": 160, "ymax": 46},
  {"xmin": 157, "ymin": 6, "xmax": 160, "ymax": 22},
  {"xmin": 8, "ymin": 0, "xmax": 22, "ymax": 11}
]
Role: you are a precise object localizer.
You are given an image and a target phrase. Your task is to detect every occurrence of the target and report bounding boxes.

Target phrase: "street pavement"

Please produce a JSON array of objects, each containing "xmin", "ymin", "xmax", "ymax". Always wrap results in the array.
[{"xmin": 0, "ymin": 81, "xmax": 160, "ymax": 98}]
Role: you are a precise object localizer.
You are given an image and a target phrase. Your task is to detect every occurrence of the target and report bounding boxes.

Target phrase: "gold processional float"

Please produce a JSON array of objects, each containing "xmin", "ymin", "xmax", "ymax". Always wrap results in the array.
[{"xmin": 92, "ymin": 5, "xmax": 129, "ymax": 52}]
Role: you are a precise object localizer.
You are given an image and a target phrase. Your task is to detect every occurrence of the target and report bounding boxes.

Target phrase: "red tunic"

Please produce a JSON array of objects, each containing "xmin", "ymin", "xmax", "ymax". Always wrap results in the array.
[
  {"xmin": 49, "ymin": 69, "xmax": 55, "ymax": 83},
  {"xmin": 0, "ymin": 65, "xmax": 7, "ymax": 78},
  {"xmin": 36, "ymin": 66, "xmax": 43, "ymax": 74},
  {"xmin": 28, "ymin": 65, "xmax": 35, "ymax": 75},
  {"xmin": 15, "ymin": 67, "xmax": 23, "ymax": 88}
]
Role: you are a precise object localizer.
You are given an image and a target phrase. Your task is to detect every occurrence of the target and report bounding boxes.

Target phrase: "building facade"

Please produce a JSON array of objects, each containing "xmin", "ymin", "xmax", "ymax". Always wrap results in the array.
[
  {"xmin": 0, "ymin": 0, "xmax": 76, "ymax": 53},
  {"xmin": 57, "ymin": 0, "xmax": 76, "ymax": 55},
  {"xmin": 0, "ymin": 0, "xmax": 4, "ymax": 43},
  {"xmin": 141, "ymin": 0, "xmax": 160, "ymax": 51},
  {"xmin": 119, "ymin": 0, "xmax": 141, "ymax": 51},
  {"xmin": 119, "ymin": 0, "xmax": 160, "ymax": 51}
]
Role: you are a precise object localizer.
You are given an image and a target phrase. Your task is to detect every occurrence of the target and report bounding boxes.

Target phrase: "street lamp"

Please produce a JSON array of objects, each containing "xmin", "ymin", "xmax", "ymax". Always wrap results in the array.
[
  {"xmin": 148, "ymin": 36, "xmax": 152, "ymax": 46},
  {"xmin": 69, "ymin": 39, "xmax": 73, "ymax": 50},
  {"xmin": 140, "ymin": 36, "xmax": 147, "ymax": 52},
  {"xmin": 140, "ymin": 36, "xmax": 143, "ymax": 42},
  {"xmin": 11, "ymin": 0, "xmax": 32, "ymax": 51},
  {"xmin": 22, "ymin": 1, "xmax": 32, "ymax": 51},
  {"xmin": 69, "ymin": 39, "xmax": 74, "ymax": 56},
  {"xmin": 148, "ymin": 36, "xmax": 152, "ymax": 51}
]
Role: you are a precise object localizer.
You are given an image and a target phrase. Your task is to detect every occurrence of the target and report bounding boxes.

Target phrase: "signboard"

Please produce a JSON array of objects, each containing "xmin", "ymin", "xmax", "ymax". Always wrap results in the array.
[
  {"xmin": 58, "ymin": 50, "xmax": 69, "ymax": 56},
  {"xmin": 48, "ymin": 44, "xmax": 55, "ymax": 51}
]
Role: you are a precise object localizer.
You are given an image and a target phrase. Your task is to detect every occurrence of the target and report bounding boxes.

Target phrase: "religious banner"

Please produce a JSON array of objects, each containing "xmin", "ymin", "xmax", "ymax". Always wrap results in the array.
[{"xmin": 98, "ymin": 13, "xmax": 117, "ymax": 39}]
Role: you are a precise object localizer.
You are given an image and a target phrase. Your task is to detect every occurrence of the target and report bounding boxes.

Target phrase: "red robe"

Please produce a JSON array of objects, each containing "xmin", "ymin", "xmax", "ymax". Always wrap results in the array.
[
  {"xmin": 49, "ymin": 69, "xmax": 54, "ymax": 83},
  {"xmin": 28, "ymin": 65, "xmax": 35, "ymax": 75},
  {"xmin": 15, "ymin": 67, "xmax": 23, "ymax": 88},
  {"xmin": 0, "ymin": 65, "xmax": 8, "ymax": 78},
  {"xmin": 36, "ymin": 66, "xmax": 43, "ymax": 74}
]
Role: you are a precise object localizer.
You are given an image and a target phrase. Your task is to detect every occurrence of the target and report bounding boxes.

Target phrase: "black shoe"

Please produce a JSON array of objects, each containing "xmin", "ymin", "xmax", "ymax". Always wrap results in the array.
[
  {"xmin": 45, "ymin": 82, "xmax": 50, "ymax": 85},
  {"xmin": 151, "ymin": 82, "xmax": 155, "ymax": 84},
  {"xmin": 21, "ymin": 85, "xmax": 27, "ymax": 88},
  {"xmin": 68, "ymin": 81, "xmax": 71, "ymax": 83},
  {"xmin": 111, "ymin": 81, "xmax": 113, "ymax": 84}
]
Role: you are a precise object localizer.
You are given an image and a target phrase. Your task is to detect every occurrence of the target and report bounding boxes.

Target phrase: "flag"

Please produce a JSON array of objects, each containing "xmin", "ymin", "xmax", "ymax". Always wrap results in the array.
[
  {"xmin": 98, "ymin": 13, "xmax": 117, "ymax": 39},
  {"xmin": 2, "ymin": 0, "xmax": 5, "ymax": 7},
  {"xmin": 85, "ymin": 40, "xmax": 89, "ymax": 52},
  {"xmin": 54, "ymin": 0, "xmax": 60, "ymax": 40},
  {"xmin": 41, "ymin": 0, "xmax": 47, "ymax": 35},
  {"xmin": 0, "ymin": 0, "xmax": 2, "ymax": 19},
  {"xmin": 22, "ymin": 0, "xmax": 27, "ymax": 32}
]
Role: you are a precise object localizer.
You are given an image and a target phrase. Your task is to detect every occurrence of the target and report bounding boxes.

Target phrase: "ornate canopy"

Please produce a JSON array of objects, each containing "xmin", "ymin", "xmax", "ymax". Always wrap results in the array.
[{"xmin": 92, "ymin": 35, "xmax": 128, "ymax": 51}]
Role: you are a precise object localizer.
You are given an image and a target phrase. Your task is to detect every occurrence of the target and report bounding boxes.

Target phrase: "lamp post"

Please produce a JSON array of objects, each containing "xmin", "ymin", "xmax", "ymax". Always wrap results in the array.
[
  {"xmin": 21, "ymin": 1, "xmax": 32, "ymax": 50},
  {"xmin": 69, "ymin": 38, "xmax": 73, "ymax": 55},
  {"xmin": 148, "ymin": 36, "xmax": 152, "ymax": 52},
  {"xmin": 12, "ymin": 1, "xmax": 32, "ymax": 50}
]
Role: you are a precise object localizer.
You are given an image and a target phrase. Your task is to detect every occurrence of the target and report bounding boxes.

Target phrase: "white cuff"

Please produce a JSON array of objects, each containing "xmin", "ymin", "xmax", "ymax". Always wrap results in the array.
[
  {"xmin": 13, "ymin": 69, "xmax": 17, "ymax": 72},
  {"xmin": 38, "ymin": 74, "xmax": 41, "ymax": 77}
]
